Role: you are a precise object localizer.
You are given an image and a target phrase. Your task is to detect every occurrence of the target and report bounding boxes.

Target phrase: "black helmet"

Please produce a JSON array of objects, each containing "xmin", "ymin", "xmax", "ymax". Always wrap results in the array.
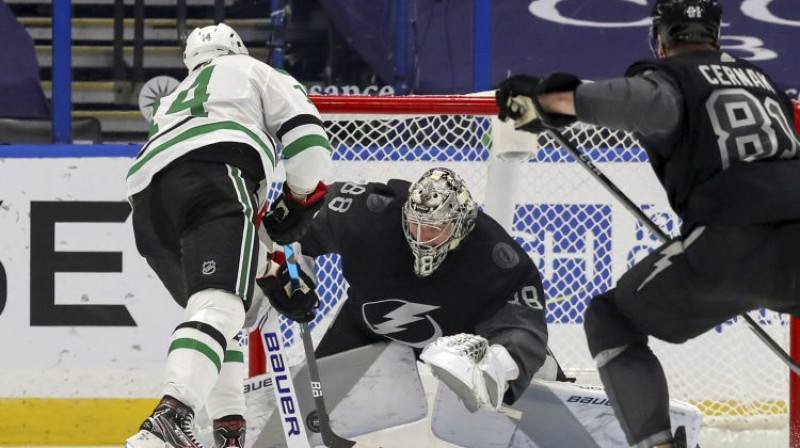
[{"xmin": 650, "ymin": 0, "xmax": 722, "ymax": 55}]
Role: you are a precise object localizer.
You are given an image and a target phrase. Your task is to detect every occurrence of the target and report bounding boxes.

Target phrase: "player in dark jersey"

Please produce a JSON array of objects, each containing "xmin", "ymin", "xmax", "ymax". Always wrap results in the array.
[
  {"xmin": 495, "ymin": 1, "xmax": 800, "ymax": 447},
  {"xmin": 258, "ymin": 167, "xmax": 563, "ymax": 411}
]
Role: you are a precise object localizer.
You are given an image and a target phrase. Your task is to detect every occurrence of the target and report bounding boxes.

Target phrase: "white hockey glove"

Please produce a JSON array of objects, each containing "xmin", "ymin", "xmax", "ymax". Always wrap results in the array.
[{"xmin": 420, "ymin": 334, "xmax": 519, "ymax": 413}]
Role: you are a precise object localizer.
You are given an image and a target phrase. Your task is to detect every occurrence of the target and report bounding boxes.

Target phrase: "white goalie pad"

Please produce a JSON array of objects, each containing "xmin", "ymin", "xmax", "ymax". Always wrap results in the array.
[
  {"xmin": 249, "ymin": 340, "xmax": 428, "ymax": 448},
  {"xmin": 431, "ymin": 379, "xmax": 702, "ymax": 448}
]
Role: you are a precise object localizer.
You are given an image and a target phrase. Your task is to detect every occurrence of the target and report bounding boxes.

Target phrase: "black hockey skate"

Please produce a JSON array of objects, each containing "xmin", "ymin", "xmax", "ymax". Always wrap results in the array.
[
  {"xmin": 213, "ymin": 416, "xmax": 246, "ymax": 448},
  {"xmin": 125, "ymin": 396, "xmax": 204, "ymax": 448}
]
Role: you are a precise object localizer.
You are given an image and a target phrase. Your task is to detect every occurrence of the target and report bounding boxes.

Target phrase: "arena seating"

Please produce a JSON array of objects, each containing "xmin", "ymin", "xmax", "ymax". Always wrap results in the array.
[{"xmin": 5, "ymin": 0, "xmax": 271, "ymax": 142}]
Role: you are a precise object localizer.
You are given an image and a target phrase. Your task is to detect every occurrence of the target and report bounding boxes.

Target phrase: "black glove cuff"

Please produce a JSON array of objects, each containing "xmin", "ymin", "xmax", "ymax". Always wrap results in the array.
[
  {"xmin": 536, "ymin": 72, "xmax": 582, "ymax": 95},
  {"xmin": 532, "ymin": 72, "xmax": 582, "ymax": 130},
  {"xmin": 264, "ymin": 182, "xmax": 329, "ymax": 245}
]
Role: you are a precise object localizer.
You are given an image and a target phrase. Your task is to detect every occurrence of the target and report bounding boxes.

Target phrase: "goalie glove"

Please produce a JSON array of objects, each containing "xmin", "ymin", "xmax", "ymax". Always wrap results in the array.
[
  {"xmin": 263, "ymin": 181, "xmax": 328, "ymax": 245},
  {"xmin": 420, "ymin": 334, "xmax": 519, "ymax": 413},
  {"xmin": 495, "ymin": 73, "xmax": 582, "ymax": 132},
  {"xmin": 255, "ymin": 248, "xmax": 319, "ymax": 323}
]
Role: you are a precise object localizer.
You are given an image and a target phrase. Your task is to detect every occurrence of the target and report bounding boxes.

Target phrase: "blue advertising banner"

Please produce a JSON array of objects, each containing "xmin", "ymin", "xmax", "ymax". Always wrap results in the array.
[
  {"xmin": 321, "ymin": 0, "xmax": 799, "ymax": 99},
  {"xmin": 0, "ymin": 1, "xmax": 49, "ymax": 118},
  {"xmin": 509, "ymin": 0, "xmax": 798, "ymax": 99}
]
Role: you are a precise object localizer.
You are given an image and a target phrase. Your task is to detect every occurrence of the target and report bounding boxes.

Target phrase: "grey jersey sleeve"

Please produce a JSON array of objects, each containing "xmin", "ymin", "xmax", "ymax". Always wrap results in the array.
[
  {"xmin": 575, "ymin": 70, "xmax": 684, "ymax": 153},
  {"xmin": 475, "ymin": 270, "xmax": 548, "ymax": 404}
]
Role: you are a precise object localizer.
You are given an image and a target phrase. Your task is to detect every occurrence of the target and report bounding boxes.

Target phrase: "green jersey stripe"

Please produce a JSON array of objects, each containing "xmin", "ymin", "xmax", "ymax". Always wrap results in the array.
[
  {"xmin": 227, "ymin": 166, "xmax": 255, "ymax": 299},
  {"xmin": 128, "ymin": 121, "xmax": 277, "ymax": 178},
  {"xmin": 224, "ymin": 350, "xmax": 245, "ymax": 363},
  {"xmin": 168, "ymin": 337, "xmax": 222, "ymax": 372},
  {"xmin": 282, "ymin": 134, "xmax": 333, "ymax": 159}
]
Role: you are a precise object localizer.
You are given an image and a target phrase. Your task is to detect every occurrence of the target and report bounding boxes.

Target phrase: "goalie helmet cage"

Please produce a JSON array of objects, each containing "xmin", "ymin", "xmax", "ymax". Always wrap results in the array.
[{"xmin": 265, "ymin": 94, "xmax": 799, "ymax": 448}]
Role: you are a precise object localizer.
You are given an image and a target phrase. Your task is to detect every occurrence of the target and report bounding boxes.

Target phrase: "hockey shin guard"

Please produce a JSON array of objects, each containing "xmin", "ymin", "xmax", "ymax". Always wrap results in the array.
[{"xmin": 597, "ymin": 343, "xmax": 673, "ymax": 448}]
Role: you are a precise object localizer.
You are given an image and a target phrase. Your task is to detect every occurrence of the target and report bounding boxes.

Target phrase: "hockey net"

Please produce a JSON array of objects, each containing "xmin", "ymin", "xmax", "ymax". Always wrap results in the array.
[{"xmin": 267, "ymin": 94, "xmax": 798, "ymax": 447}]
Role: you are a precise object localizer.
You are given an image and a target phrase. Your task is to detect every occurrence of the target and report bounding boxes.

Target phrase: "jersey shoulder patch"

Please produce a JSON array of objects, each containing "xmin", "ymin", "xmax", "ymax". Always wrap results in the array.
[
  {"xmin": 492, "ymin": 242, "xmax": 520, "ymax": 269},
  {"xmin": 366, "ymin": 192, "xmax": 393, "ymax": 213},
  {"xmin": 363, "ymin": 181, "xmax": 403, "ymax": 214},
  {"xmin": 363, "ymin": 178, "xmax": 411, "ymax": 213},
  {"xmin": 471, "ymin": 213, "xmax": 525, "ymax": 271}
]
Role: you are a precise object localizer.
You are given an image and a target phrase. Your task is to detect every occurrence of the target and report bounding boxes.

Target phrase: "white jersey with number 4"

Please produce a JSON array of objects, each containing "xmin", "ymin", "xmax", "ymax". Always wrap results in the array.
[{"xmin": 126, "ymin": 54, "xmax": 331, "ymax": 202}]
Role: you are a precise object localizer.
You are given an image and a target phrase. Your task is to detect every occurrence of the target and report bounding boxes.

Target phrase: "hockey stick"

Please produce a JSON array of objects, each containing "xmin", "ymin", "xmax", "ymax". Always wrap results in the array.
[
  {"xmin": 546, "ymin": 128, "xmax": 800, "ymax": 378},
  {"xmin": 283, "ymin": 244, "xmax": 380, "ymax": 448},
  {"xmin": 254, "ymin": 312, "xmax": 313, "ymax": 448}
]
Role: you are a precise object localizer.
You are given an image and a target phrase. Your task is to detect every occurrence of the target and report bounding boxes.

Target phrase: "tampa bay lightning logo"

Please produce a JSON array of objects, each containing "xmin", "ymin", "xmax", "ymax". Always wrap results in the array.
[{"xmin": 362, "ymin": 299, "xmax": 443, "ymax": 348}]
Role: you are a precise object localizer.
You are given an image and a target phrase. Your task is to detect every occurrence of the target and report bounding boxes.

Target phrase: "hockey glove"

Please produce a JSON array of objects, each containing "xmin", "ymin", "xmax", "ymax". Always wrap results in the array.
[
  {"xmin": 256, "ymin": 250, "xmax": 319, "ymax": 323},
  {"xmin": 263, "ymin": 182, "xmax": 328, "ymax": 245},
  {"xmin": 420, "ymin": 334, "xmax": 519, "ymax": 413},
  {"xmin": 496, "ymin": 73, "xmax": 582, "ymax": 132},
  {"xmin": 495, "ymin": 75, "xmax": 547, "ymax": 134}
]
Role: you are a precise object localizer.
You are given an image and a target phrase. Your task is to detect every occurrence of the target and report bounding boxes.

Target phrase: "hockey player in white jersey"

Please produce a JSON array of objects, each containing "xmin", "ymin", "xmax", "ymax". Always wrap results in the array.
[{"xmin": 125, "ymin": 23, "xmax": 331, "ymax": 448}]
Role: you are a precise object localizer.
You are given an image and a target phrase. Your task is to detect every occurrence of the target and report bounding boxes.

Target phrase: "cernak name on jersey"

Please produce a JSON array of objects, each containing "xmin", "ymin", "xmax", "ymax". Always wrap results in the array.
[{"xmin": 698, "ymin": 64, "xmax": 776, "ymax": 94}]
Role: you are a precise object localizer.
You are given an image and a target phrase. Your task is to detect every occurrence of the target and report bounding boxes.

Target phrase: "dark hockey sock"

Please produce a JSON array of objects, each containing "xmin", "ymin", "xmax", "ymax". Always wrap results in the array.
[{"xmin": 598, "ymin": 343, "xmax": 673, "ymax": 447}]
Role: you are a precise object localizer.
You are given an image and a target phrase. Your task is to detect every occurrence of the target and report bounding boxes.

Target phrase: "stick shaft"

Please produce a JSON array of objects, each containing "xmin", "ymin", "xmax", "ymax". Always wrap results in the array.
[{"xmin": 284, "ymin": 244, "xmax": 358, "ymax": 448}]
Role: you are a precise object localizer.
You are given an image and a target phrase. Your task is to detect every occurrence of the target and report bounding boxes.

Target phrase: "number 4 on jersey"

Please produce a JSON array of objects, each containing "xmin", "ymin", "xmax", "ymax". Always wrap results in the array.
[{"xmin": 166, "ymin": 65, "xmax": 216, "ymax": 117}]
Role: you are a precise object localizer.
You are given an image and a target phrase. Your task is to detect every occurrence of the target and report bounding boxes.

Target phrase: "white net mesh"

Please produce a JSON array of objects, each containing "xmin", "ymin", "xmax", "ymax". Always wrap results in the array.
[
  {"xmin": 270, "ymin": 96, "xmax": 792, "ymax": 444},
  {"xmin": 535, "ymin": 124, "xmax": 791, "ymax": 433}
]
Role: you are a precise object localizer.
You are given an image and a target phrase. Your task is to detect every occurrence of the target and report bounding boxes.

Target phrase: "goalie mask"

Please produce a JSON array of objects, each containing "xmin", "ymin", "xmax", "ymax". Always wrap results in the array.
[
  {"xmin": 402, "ymin": 168, "xmax": 478, "ymax": 277},
  {"xmin": 649, "ymin": 0, "xmax": 722, "ymax": 56},
  {"xmin": 183, "ymin": 23, "xmax": 248, "ymax": 72}
]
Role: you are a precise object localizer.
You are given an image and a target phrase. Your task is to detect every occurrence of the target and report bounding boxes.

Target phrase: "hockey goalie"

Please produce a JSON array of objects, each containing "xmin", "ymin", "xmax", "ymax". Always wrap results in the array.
[{"xmin": 237, "ymin": 167, "xmax": 703, "ymax": 448}]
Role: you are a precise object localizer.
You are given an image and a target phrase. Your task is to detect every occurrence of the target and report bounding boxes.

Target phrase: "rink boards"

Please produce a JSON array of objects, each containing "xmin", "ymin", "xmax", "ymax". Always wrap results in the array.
[{"xmin": 0, "ymin": 150, "xmax": 790, "ymax": 445}]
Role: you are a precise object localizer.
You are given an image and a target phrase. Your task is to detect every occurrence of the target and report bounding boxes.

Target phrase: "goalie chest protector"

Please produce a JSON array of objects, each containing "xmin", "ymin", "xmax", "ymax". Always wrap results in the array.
[{"xmin": 303, "ymin": 180, "xmax": 539, "ymax": 349}]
